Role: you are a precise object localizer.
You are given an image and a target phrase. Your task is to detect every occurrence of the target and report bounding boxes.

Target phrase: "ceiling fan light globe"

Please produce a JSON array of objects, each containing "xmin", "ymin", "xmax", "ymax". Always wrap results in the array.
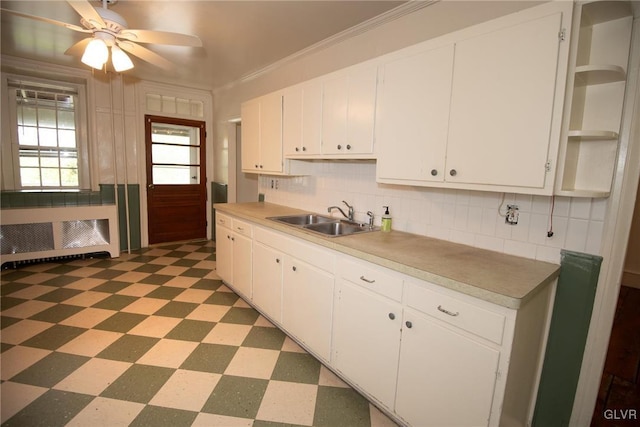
[
  {"xmin": 111, "ymin": 45, "xmax": 134, "ymax": 72},
  {"xmin": 81, "ymin": 38, "xmax": 108, "ymax": 69}
]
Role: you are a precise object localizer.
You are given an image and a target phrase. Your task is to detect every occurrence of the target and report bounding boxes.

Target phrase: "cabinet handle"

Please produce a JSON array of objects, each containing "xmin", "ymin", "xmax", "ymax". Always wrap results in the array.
[
  {"xmin": 360, "ymin": 276, "xmax": 375, "ymax": 284},
  {"xmin": 276, "ymin": 258, "xmax": 280, "ymax": 263},
  {"xmin": 449, "ymin": 169, "xmax": 457, "ymax": 177},
  {"xmin": 292, "ymin": 266, "xmax": 297, "ymax": 272},
  {"xmin": 337, "ymin": 144, "xmax": 342, "ymax": 150},
  {"xmin": 437, "ymin": 305, "xmax": 459, "ymax": 317},
  {"xmin": 255, "ymin": 164, "xmax": 259, "ymax": 168},
  {"xmin": 346, "ymin": 144, "xmax": 351, "ymax": 150},
  {"xmin": 260, "ymin": 165, "xmax": 263, "ymax": 169},
  {"xmin": 405, "ymin": 321, "xmax": 413, "ymax": 329},
  {"xmin": 388, "ymin": 313, "xmax": 396, "ymax": 320},
  {"xmin": 231, "ymin": 237, "xmax": 235, "ymax": 242},
  {"xmin": 302, "ymin": 147, "xmax": 307, "ymax": 151},
  {"xmin": 226, "ymin": 235, "xmax": 231, "ymax": 240},
  {"xmin": 236, "ymin": 227, "xmax": 244, "ymax": 231},
  {"xmin": 431, "ymin": 169, "xmax": 438, "ymax": 176},
  {"xmin": 295, "ymin": 147, "xmax": 299, "ymax": 152}
]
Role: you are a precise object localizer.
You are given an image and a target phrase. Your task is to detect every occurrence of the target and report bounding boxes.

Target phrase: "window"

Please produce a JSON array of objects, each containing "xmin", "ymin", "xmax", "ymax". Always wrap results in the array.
[{"xmin": 6, "ymin": 78, "xmax": 89, "ymax": 189}]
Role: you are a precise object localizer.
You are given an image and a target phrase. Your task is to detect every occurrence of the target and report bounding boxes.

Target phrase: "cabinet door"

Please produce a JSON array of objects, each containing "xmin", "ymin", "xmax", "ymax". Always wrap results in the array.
[
  {"xmin": 376, "ymin": 45, "xmax": 454, "ymax": 183},
  {"xmin": 301, "ymin": 83, "xmax": 323, "ymax": 155},
  {"xmin": 215, "ymin": 224, "xmax": 233, "ymax": 285},
  {"xmin": 282, "ymin": 257, "xmax": 334, "ymax": 361},
  {"xmin": 322, "ymin": 74, "xmax": 348, "ymax": 154},
  {"xmin": 252, "ymin": 242, "xmax": 283, "ymax": 323},
  {"xmin": 232, "ymin": 233, "xmax": 252, "ymax": 299},
  {"xmin": 446, "ymin": 12, "xmax": 563, "ymax": 188},
  {"xmin": 283, "ymin": 86, "xmax": 303, "ymax": 156},
  {"xmin": 346, "ymin": 66, "xmax": 377, "ymax": 154},
  {"xmin": 395, "ymin": 308, "xmax": 500, "ymax": 427},
  {"xmin": 283, "ymin": 83, "xmax": 322, "ymax": 156},
  {"xmin": 259, "ymin": 92, "xmax": 284, "ymax": 173},
  {"xmin": 322, "ymin": 66, "xmax": 377, "ymax": 155},
  {"xmin": 333, "ymin": 280, "xmax": 402, "ymax": 409},
  {"xmin": 241, "ymin": 98, "xmax": 261, "ymax": 172}
]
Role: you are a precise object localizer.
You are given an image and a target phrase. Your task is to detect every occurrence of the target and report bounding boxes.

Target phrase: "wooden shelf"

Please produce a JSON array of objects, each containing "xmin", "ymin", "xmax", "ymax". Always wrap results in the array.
[
  {"xmin": 568, "ymin": 130, "xmax": 619, "ymax": 140},
  {"xmin": 555, "ymin": 189, "xmax": 610, "ymax": 198},
  {"xmin": 574, "ymin": 64, "xmax": 626, "ymax": 86}
]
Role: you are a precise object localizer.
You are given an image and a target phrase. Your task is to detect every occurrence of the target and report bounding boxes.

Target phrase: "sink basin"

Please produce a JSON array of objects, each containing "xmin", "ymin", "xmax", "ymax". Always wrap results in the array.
[
  {"xmin": 269, "ymin": 213, "xmax": 379, "ymax": 237},
  {"xmin": 269, "ymin": 214, "xmax": 335, "ymax": 226},
  {"xmin": 304, "ymin": 221, "xmax": 372, "ymax": 237}
]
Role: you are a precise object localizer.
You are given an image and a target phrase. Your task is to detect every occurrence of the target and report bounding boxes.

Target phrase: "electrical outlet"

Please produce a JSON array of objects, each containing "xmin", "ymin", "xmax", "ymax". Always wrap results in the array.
[{"xmin": 505, "ymin": 205, "xmax": 519, "ymax": 225}]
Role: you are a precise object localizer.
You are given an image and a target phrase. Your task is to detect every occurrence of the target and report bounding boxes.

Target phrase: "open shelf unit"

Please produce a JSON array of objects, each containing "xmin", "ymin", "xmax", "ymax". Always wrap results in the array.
[{"xmin": 555, "ymin": 0, "xmax": 633, "ymax": 197}]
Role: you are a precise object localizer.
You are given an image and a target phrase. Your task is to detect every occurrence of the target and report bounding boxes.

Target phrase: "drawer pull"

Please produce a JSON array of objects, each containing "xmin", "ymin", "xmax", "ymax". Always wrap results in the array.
[
  {"xmin": 236, "ymin": 227, "xmax": 244, "ymax": 231},
  {"xmin": 360, "ymin": 276, "xmax": 375, "ymax": 284},
  {"xmin": 437, "ymin": 305, "xmax": 459, "ymax": 317}
]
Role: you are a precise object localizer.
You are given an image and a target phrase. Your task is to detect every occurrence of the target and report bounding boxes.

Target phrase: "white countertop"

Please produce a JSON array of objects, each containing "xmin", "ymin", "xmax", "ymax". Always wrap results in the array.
[{"xmin": 214, "ymin": 202, "xmax": 560, "ymax": 309}]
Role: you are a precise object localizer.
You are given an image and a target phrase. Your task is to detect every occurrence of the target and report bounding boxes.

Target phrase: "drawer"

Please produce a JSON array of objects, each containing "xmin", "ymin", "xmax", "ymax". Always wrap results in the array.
[
  {"xmin": 232, "ymin": 219, "xmax": 253, "ymax": 238},
  {"xmin": 216, "ymin": 212, "xmax": 232, "ymax": 228},
  {"xmin": 339, "ymin": 258, "xmax": 403, "ymax": 302},
  {"xmin": 405, "ymin": 282, "xmax": 505, "ymax": 345}
]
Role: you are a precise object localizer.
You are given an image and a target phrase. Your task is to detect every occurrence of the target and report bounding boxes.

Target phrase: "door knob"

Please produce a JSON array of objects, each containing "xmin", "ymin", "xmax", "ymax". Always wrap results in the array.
[{"xmin": 148, "ymin": 184, "xmax": 155, "ymax": 189}]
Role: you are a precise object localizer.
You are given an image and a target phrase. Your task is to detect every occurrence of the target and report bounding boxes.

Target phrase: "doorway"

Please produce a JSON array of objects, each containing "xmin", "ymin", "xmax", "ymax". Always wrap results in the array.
[
  {"xmin": 591, "ymin": 179, "xmax": 640, "ymax": 426},
  {"xmin": 145, "ymin": 115, "xmax": 207, "ymax": 244}
]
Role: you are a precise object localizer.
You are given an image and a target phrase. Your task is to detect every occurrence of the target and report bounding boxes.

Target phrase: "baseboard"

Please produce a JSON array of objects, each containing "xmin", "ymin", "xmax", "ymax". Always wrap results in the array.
[{"xmin": 621, "ymin": 271, "xmax": 640, "ymax": 289}]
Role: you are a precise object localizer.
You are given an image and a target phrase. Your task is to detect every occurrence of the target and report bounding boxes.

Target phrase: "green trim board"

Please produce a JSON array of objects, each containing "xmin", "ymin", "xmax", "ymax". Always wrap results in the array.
[
  {"xmin": 114, "ymin": 184, "xmax": 141, "ymax": 252},
  {"xmin": 532, "ymin": 250, "xmax": 603, "ymax": 427}
]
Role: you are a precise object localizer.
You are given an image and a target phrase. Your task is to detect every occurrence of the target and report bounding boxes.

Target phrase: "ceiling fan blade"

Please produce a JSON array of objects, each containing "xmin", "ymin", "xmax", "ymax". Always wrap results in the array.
[
  {"xmin": 118, "ymin": 29, "xmax": 202, "ymax": 47},
  {"xmin": 118, "ymin": 41, "xmax": 176, "ymax": 71},
  {"xmin": 67, "ymin": 0, "xmax": 105, "ymax": 29},
  {"xmin": 64, "ymin": 38, "xmax": 91, "ymax": 56},
  {"xmin": 0, "ymin": 8, "xmax": 90, "ymax": 33}
]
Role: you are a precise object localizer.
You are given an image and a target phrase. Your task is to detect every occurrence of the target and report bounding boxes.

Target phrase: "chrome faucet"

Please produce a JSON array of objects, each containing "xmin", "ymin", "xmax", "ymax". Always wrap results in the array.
[
  {"xmin": 328, "ymin": 200, "xmax": 354, "ymax": 221},
  {"xmin": 366, "ymin": 211, "xmax": 374, "ymax": 228}
]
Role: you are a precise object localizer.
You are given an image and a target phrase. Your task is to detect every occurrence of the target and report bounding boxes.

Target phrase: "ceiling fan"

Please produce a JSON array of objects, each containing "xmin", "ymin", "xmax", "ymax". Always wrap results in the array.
[{"xmin": 1, "ymin": 0, "xmax": 202, "ymax": 72}]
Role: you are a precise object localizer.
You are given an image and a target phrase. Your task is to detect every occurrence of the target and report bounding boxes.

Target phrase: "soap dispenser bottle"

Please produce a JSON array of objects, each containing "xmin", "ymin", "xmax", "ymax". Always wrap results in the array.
[{"xmin": 381, "ymin": 206, "xmax": 392, "ymax": 232}]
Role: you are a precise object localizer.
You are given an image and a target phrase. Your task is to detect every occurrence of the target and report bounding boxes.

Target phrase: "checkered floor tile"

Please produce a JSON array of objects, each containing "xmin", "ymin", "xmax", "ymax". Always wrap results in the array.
[{"xmin": 1, "ymin": 241, "xmax": 398, "ymax": 426}]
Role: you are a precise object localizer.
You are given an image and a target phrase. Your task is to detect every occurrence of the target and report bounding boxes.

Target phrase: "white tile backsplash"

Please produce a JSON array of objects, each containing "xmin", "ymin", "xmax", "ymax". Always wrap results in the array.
[{"xmin": 259, "ymin": 162, "xmax": 608, "ymax": 264}]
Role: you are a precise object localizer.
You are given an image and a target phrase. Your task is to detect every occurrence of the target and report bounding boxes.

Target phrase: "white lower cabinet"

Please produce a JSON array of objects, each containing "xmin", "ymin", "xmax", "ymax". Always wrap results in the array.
[
  {"xmin": 395, "ymin": 307, "xmax": 500, "ymax": 427},
  {"xmin": 333, "ymin": 279, "xmax": 402, "ymax": 408},
  {"xmin": 215, "ymin": 213, "xmax": 252, "ymax": 299},
  {"xmin": 217, "ymin": 213, "xmax": 552, "ymax": 427},
  {"xmin": 252, "ymin": 241, "xmax": 283, "ymax": 323},
  {"xmin": 282, "ymin": 256, "xmax": 334, "ymax": 362}
]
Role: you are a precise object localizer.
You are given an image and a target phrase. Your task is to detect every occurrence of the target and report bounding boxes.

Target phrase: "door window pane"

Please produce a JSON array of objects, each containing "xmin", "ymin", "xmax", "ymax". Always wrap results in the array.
[{"xmin": 152, "ymin": 165, "xmax": 198, "ymax": 184}]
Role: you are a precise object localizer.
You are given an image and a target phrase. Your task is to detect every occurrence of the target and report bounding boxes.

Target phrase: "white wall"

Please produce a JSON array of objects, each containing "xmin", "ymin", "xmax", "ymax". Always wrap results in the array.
[{"xmin": 257, "ymin": 162, "xmax": 608, "ymax": 264}]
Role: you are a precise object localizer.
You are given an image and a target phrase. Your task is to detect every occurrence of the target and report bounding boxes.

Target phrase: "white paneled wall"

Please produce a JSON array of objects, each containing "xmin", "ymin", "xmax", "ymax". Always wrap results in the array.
[{"xmin": 258, "ymin": 161, "xmax": 608, "ymax": 264}]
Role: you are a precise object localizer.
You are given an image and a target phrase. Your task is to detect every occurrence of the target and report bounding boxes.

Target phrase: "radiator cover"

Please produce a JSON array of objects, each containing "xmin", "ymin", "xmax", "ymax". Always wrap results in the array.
[{"xmin": 1, "ymin": 205, "xmax": 119, "ymax": 263}]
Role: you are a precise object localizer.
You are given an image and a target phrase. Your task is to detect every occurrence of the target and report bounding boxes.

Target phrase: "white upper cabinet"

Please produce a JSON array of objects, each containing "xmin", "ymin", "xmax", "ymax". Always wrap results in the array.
[
  {"xmin": 375, "ymin": 1, "xmax": 572, "ymax": 195},
  {"xmin": 283, "ymin": 81, "xmax": 323, "ymax": 156},
  {"xmin": 241, "ymin": 91, "xmax": 285, "ymax": 174},
  {"xmin": 376, "ymin": 44, "xmax": 454, "ymax": 183},
  {"xmin": 321, "ymin": 65, "xmax": 378, "ymax": 156},
  {"xmin": 446, "ymin": 11, "xmax": 564, "ymax": 189}
]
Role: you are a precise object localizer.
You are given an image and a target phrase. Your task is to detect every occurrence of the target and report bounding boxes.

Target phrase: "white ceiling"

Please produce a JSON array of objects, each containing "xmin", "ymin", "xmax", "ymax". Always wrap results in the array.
[{"xmin": 0, "ymin": 0, "xmax": 408, "ymax": 90}]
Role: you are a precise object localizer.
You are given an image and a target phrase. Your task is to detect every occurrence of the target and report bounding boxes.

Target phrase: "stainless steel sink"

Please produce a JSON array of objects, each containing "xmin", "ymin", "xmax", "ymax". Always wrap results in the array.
[
  {"xmin": 304, "ymin": 221, "xmax": 371, "ymax": 236},
  {"xmin": 269, "ymin": 214, "xmax": 335, "ymax": 226},
  {"xmin": 269, "ymin": 214, "xmax": 378, "ymax": 237}
]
